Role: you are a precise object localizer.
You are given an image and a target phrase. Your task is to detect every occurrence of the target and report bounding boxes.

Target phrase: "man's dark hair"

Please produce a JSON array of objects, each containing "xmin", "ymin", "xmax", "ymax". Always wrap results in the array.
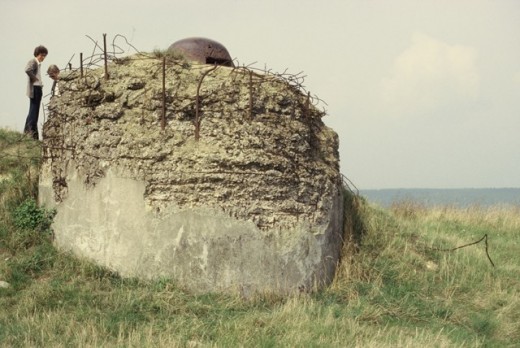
[{"xmin": 33, "ymin": 45, "xmax": 48, "ymax": 57}]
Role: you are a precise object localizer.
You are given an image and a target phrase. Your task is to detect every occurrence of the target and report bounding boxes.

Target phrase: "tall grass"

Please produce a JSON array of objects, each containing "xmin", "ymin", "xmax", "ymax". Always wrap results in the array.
[
  {"xmin": 1, "ymin": 128, "xmax": 519, "ymax": 347},
  {"xmin": 0, "ymin": 129, "xmax": 40, "ymax": 221}
]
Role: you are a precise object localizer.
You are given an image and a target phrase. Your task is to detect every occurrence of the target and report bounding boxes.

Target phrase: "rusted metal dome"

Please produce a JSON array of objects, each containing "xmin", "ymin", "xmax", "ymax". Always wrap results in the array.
[{"xmin": 168, "ymin": 37, "xmax": 234, "ymax": 67}]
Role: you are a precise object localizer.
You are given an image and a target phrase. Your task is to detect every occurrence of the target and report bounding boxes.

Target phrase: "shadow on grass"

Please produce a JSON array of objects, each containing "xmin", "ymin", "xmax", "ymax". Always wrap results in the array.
[{"xmin": 341, "ymin": 186, "xmax": 369, "ymax": 255}]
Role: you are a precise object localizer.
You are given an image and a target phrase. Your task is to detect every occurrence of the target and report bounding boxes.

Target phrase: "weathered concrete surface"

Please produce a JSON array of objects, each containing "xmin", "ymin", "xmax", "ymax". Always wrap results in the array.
[
  {"xmin": 40, "ymin": 53, "xmax": 344, "ymax": 295},
  {"xmin": 41, "ymin": 164, "xmax": 342, "ymax": 294}
]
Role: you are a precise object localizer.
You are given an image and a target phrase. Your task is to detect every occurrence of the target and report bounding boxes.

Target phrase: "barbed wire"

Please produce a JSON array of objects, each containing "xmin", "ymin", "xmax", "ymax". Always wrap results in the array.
[
  {"xmin": 342, "ymin": 173, "xmax": 359, "ymax": 197},
  {"xmin": 37, "ymin": 32, "xmax": 332, "ymax": 149},
  {"xmin": 22, "ymin": 33, "xmax": 345, "ymax": 199},
  {"xmin": 426, "ymin": 234, "xmax": 495, "ymax": 267},
  {"xmin": 46, "ymin": 33, "xmax": 327, "ymax": 110}
]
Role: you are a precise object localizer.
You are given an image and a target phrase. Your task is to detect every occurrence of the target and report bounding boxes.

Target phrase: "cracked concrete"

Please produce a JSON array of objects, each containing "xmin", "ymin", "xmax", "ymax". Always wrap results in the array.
[{"xmin": 39, "ymin": 54, "xmax": 344, "ymax": 295}]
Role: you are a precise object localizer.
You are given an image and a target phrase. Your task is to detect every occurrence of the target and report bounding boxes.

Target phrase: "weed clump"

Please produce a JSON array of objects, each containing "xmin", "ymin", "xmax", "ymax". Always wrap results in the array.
[
  {"xmin": 1, "ymin": 129, "xmax": 56, "ymax": 289},
  {"xmin": 12, "ymin": 198, "xmax": 56, "ymax": 232}
]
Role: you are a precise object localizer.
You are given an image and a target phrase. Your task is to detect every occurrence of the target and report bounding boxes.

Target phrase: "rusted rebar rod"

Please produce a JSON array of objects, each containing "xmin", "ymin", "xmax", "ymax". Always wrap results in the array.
[
  {"xmin": 103, "ymin": 33, "xmax": 109, "ymax": 80},
  {"xmin": 249, "ymin": 70, "xmax": 253, "ymax": 121},
  {"xmin": 161, "ymin": 56, "xmax": 166, "ymax": 130},
  {"xmin": 80, "ymin": 52, "xmax": 83, "ymax": 78},
  {"xmin": 305, "ymin": 91, "xmax": 310, "ymax": 119}
]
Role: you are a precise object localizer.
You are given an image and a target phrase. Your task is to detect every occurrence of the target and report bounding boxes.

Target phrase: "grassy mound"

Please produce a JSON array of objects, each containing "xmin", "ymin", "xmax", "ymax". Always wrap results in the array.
[{"xmin": 1, "ymin": 128, "xmax": 519, "ymax": 347}]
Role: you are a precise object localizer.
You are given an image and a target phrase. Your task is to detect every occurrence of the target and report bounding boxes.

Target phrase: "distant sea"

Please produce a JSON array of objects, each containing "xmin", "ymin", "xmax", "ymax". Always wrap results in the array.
[{"xmin": 359, "ymin": 188, "xmax": 520, "ymax": 208}]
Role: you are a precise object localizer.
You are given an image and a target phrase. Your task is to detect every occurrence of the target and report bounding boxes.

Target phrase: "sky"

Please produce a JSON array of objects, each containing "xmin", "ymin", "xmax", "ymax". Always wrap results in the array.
[{"xmin": 1, "ymin": 0, "xmax": 519, "ymax": 189}]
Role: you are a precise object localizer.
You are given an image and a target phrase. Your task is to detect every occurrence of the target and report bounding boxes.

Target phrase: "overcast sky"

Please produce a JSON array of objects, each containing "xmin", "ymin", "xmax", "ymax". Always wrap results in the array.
[{"xmin": 1, "ymin": 0, "xmax": 519, "ymax": 189}]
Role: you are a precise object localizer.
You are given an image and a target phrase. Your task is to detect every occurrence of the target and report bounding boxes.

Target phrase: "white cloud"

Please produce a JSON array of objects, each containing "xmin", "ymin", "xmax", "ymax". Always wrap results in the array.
[{"xmin": 381, "ymin": 33, "xmax": 479, "ymax": 117}]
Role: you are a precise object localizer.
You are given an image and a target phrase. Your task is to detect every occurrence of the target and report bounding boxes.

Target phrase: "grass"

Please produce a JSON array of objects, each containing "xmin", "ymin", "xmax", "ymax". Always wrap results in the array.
[{"xmin": 1, "ymin": 127, "xmax": 519, "ymax": 347}]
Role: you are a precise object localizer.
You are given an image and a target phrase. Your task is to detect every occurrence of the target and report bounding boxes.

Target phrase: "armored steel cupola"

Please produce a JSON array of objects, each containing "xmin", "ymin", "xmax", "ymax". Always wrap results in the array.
[{"xmin": 168, "ymin": 37, "xmax": 234, "ymax": 67}]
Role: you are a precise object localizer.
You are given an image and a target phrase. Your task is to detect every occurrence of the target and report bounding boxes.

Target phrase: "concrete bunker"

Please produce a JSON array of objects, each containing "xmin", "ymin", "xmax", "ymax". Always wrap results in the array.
[
  {"xmin": 40, "ymin": 44, "xmax": 344, "ymax": 296},
  {"xmin": 168, "ymin": 37, "xmax": 234, "ymax": 67}
]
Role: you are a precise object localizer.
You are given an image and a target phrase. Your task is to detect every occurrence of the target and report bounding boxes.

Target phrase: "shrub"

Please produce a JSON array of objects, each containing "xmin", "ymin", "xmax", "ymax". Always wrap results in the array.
[{"xmin": 12, "ymin": 198, "xmax": 56, "ymax": 233}]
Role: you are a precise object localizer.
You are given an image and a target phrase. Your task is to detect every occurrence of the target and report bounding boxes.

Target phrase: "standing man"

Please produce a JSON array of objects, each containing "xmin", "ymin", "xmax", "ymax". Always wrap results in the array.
[{"xmin": 24, "ymin": 45, "xmax": 48, "ymax": 140}]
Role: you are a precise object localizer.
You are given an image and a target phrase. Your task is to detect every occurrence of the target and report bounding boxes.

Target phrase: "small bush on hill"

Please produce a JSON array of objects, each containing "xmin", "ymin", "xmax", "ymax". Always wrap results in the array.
[{"xmin": 12, "ymin": 198, "xmax": 56, "ymax": 232}]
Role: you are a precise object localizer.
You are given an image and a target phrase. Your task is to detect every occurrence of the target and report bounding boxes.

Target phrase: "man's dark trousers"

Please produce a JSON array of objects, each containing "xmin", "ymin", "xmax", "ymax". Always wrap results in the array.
[{"xmin": 24, "ymin": 86, "xmax": 42, "ymax": 140}]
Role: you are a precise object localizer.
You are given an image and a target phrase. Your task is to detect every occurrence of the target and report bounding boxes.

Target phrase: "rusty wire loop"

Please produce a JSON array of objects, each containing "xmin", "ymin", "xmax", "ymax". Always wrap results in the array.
[
  {"xmin": 111, "ymin": 34, "xmax": 143, "ymax": 56},
  {"xmin": 341, "ymin": 174, "xmax": 359, "ymax": 197},
  {"xmin": 43, "ymin": 33, "xmax": 330, "ymax": 144},
  {"xmin": 54, "ymin": 33, "xmax": 327, "ymax": 109},
  {"xmin": 428, "ymin": 234, "xmax": 495, "ymax": 267}
]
